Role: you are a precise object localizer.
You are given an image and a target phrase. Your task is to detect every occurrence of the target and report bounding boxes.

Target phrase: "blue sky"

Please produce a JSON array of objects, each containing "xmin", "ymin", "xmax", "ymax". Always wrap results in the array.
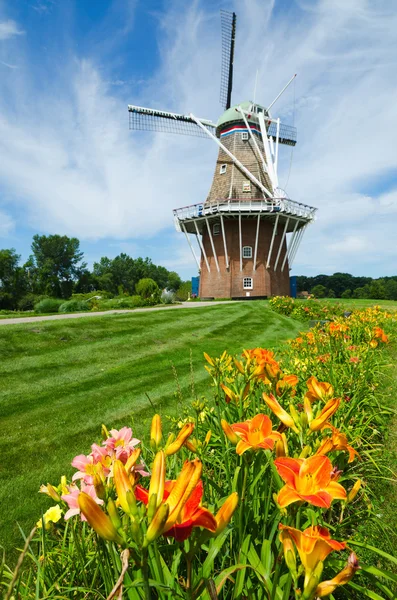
[{"xmin": 0, "ymin": 0, "xmax": 396, "ymax": 280}]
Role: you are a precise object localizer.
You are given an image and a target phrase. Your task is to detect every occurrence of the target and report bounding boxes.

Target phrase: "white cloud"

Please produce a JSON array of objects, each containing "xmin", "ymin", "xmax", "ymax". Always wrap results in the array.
[
  {"xmin": 0, "ymin": 19, "xmax": 24, "ymax": 40},
  {"xmin": 0, "ymin": 210, "xmax": 15, "ymax": 236},
  {"xmin": 0, "ymin": 0, "xmax": 396, "ymax": 277}
]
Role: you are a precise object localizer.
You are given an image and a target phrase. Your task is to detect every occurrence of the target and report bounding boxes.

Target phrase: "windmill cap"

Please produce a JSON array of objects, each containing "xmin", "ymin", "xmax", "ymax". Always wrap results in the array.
[{"xmin": 216, "ymin": 101, "xmax": 269, "ymax": 136}]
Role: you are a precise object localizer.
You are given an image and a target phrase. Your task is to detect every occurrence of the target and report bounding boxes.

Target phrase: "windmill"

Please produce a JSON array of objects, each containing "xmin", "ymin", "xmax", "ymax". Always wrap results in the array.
[{"xmin": 128, "ymin": 11, "xmax": 317, "ymax": 298}]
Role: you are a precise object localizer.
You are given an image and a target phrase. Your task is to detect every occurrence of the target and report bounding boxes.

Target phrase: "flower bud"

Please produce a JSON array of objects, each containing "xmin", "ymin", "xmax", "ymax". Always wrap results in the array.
[
  {"xmin": 279, "ymin": 530, "xmax": 297, "ymax": 579},
  {"xmin": 39, "ymin": 483, "xmax": 61, "ymax": 502},
  {"xmin": 107, "ymin": 498, "xmax": 122, "ymax": 530},
  {"xmin": 316, "ymin": 553, "xmax": 359, "ymax": 597},
  {"xmin": 150, "ymin": 414, "xmax": 162, "ymax": 451},
  {"xmin": 93, "ymin": 472, "xmax": 106, "ymax": 501},
  {"xmin": 78, "ymin": 492, "xmax": 123, "ymax": 544},
  {"xmin": 165, "ymin": 423, "xmax": 194, "ymax": 456},
  {"xmin": 144, "ymin": 503, "xmax": 170, "ymax": 545},
  {"xmin": 214, "ymin": 492, "xmax": 238, "ymax": 535},
  {"xmin": 204, "ymin": 430, "xmax": 212, "ymax": 446},
  {"xmin": 347, "ymin": 480, "xmax": 361, "ymax": 503},
  {"xmin": 114, "ymin": 460, "xmax": 135, "ymax": 515},
  {"xmin": 148, "ymin": 451, "xmax": 165, "ymax": 509},
  {"xmin": 221, "ymin": 419, "xmax": 240, "ymax": 445}
]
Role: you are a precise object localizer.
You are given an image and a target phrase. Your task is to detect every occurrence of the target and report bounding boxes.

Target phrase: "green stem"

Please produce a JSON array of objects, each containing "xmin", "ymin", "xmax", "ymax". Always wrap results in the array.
[
  {"xmin": 215, "ymin": 381, "xmax": 232, "ymax": 490},
  {"xmin": 238, "ymin": 458, "xmax": 248, "ymax": 547},
  {"xmin": 141, "ymin": 547, "xmax": 151, "ymax": 600}
]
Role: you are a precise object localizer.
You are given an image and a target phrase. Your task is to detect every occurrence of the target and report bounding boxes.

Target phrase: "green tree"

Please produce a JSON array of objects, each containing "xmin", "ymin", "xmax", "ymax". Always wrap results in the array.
[
  {"xmin": 384, "ymin": 279, "xmax": 397, "ymax": 301},
  {"xmin": 31, "ymin": 234, "xmax": 86, "ymax": 298},
  {"xmin": 326, "ymin": 288, "xmax": 336, "ymax": 298},
  {"xmin": 341, "ymin": 289, "xmax": 351, "ymax": 299},
  {"xmin": 166, "ymin": 271, "xmax": 182, "ymax": 291},
  {"xmin": 0, "ymin": 248, "xmax": 28, "ymax": 309},
  {"xmin": 311, "ymin": 284, "xmax": 327, "ymax": 298},
  {"xmin": 135, "ymin": 278, "xmax": 159, "ymax": 299}
]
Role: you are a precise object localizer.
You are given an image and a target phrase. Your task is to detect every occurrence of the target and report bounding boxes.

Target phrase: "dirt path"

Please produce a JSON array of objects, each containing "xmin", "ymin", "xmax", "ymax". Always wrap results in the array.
[{"xmin": 0, "ymin": 301, "xmax": 241, "ymax": 326}]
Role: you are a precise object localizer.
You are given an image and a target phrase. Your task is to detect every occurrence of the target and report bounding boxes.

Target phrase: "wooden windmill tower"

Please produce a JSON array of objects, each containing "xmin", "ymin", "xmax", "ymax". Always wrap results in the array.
[{"xmin": 128, "ymin": 11, "xmax": 317, "ymax": 298}]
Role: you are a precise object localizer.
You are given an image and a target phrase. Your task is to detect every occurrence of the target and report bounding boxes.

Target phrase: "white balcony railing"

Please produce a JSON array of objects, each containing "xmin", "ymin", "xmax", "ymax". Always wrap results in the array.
[{"xmin": 173, "ymin": 197, "xmax": 317, "ymax": 223}]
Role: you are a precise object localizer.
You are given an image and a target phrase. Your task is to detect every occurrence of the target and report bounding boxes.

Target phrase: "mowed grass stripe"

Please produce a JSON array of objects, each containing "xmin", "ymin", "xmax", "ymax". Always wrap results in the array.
[{"xmin": 0, "ymin": 302, "xmax": 303, "ymax": 556}]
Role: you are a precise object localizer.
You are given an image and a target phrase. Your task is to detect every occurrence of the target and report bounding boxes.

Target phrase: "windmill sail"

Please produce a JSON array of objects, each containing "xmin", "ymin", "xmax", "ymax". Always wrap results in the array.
[
  {"xmin": 220, "ymin": 11, "xmax": 237, "ymax": 110},
  {"xmin": 128, "ymin": 105, "xmax": 216, "ymax": 138}
]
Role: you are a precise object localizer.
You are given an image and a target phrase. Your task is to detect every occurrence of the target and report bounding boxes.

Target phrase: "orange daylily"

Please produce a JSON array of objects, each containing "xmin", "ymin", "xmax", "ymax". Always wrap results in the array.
[
  {"xmin": 374, "ymin": 327, "xmax": 389, "ymax": 343},
  {"xmin": 274, "ymin": 455, "xmax": 347, "ymax": 508},
  {"xmin": 227, "ymin": 413, "xmax": 282, "ymax": 455},
  {"xmin": 245, "ymin": 348, "xmax": 281, "ymax": 381},
  {"xmin": 316, "ymin": 427, "xmax": 359, "ymax": 463},
  {"xmin": 263, "ymin": 393, "xmax": 300, "ymax": 433},
  {"xmin": 279, "ymin": 524, "xmax": 346, "ymax": 573},
  {"xmin": 276, "ymin": 374, "xmax": 299, "ymax": 397},
  {"xmin": 309, "ymin": 398, "xmax": 340, "ymax": 431},
  {"xmin": 136, "ymin": 479, "xmax": 217, "ymax": 542},
  {"xmin": 136, "ymin": 459, "xmax": 237, "ymax": 543},
  {"xmin": 316, "ymin": 552, "xmax": 360, "ymax": 597},
  {"xmin": 305, "ymin": 376, "xmax": 334, "ymax": 403}
]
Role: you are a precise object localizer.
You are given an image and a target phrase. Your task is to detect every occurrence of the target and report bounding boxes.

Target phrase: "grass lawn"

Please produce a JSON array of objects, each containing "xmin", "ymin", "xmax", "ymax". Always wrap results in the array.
[{"xmin": 0, "ymin": 301, "xmax": 303, "ymax": 558}]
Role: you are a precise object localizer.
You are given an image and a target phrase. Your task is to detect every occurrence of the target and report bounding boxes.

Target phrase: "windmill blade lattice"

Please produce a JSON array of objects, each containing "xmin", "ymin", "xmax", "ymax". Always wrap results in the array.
[
  {"xmin": 268, "ymin": 122, "xmax": 297, "ymax": 146},
  {"xmin": 128, "ymin": 106, "xmax": 215, "ymax": 138},
  {"xmin": 220, "ymin": 10, "xmax": 236, "ymax": 110}
]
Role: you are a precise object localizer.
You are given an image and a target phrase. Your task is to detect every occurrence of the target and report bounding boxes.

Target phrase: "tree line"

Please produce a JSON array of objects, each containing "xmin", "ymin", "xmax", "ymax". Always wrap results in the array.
[
  {"xmin": 0, "ymin": 234, "xmax": 185, "ymax": 310},
  {"xmin": 297, "ymin": 272, "xmax": 397, "ymax": 300}
]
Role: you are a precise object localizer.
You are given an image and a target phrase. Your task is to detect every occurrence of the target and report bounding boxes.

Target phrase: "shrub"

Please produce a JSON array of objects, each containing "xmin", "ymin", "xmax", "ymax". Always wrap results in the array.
[
  {"xmin": 34, "ymin": 298, "xmax": 64, "ymax": 313},
  {"xmin": 161, "ymin": 290, "xmax": 175, "ymax": 304},
  {"xmin": 58, "ymin": 300, "xmax": 90, "ymax": 313},
  {"xmin": 71, "ymin": 290, "xmax": 113, "ymax": 302},
  {"xmin": 135, "ymin": 278, "xmax": 159, "ymax": 299},
  {"xmin": 97, "ymin": 295, "xmax": 144, "ymax": 310},
  {"xmin": 18, "ymin": 294, "xmax": 48, "ymax": 311}
]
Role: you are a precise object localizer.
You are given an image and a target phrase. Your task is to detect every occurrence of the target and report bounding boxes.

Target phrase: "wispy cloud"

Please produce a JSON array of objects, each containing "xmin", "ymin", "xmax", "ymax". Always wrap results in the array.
[
  {"xmin": 0, "ymin": 0, "xmax": 396, "ymax": 278},
  {"xmin": 0, "ymin": 19, "xmax": 24, "ymax": 40}
]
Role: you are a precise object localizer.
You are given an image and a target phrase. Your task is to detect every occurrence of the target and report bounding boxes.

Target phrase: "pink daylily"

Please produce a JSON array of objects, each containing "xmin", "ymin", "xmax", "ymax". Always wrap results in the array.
[
  {"xmin": 72, "ymin": 444, "xmax": 111, "ymax": 483},
  {"xmin": 62, "ymin": 483, "xmax": 103, "ymax": 521},
  {"xmin": 104, "ymin": 427, "xmax": 141, "ymax": 463}
]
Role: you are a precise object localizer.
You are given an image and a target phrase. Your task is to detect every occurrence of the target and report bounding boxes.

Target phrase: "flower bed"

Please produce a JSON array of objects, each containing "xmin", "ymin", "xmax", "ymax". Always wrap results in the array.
[{"xmin": 2, "ymin": 305, "xmax": 396, "ymax": 599}]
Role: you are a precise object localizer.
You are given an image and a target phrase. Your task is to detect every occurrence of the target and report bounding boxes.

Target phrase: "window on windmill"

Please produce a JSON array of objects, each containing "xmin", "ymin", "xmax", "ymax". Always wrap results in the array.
[
  {"xmin": 243, "ymin": 277, "xmax": 253, "ymax": 290},
  {"xmin": 242, "ymin": 181, "xmax": 251, "ymax": 192},
  {"xmin": 219, "ymin": 164, "xmax": 227, "ymax": 175},
  {"xmin": 241, "ymin": 131, "xmax": 249, "ymax": 141},
  {"xmin": 242, "ymin": 246, "xmax": 252, "ymax": 259},
  {"xmin": 213, "ymin": 223, "xmax": 220, "ymax": 236}
]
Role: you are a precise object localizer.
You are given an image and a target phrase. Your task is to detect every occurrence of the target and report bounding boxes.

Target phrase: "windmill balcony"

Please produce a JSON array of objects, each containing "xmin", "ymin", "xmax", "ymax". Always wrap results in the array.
[{"xmin": 173, "ymin": 197, "xmax": 317, "ymax": 234}]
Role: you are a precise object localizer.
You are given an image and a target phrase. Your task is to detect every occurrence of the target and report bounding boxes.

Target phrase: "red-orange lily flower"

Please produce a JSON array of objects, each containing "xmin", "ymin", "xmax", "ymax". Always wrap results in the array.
[
  {"xmin": 279, "ymin": 524, "xmax": 346, "ymax": 574},
  {"xmin": 309, "ymin": 398, "xmax": 340, "ymax": 431},
  {"xmin": 316, "ymin": 428, "xmax": 359, "ymax": 463},
  {"xmin": 276, "ymin": 374, "xmax": 299, "ymax": 397},
  {"xmin": 374, "ymin": 327, "xmax": 389, "ymax": 343},
  {"xmin": 274, "ymin": 455, "xmax": 347, "ymax": 508},
  {"xmin": 136, "ymin": 479, "xmax": 217, "ymax": 542},
  {"xmin": 305, "ymin": 376, "xmax": 334, "ymax": 403},
  {"xmin": 263, "ymin": 393, "xmax": 300, "ymax": 433},
  {"xmin": 228, "ymin": 413, "xmax": 282, "ymax": 455}
]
